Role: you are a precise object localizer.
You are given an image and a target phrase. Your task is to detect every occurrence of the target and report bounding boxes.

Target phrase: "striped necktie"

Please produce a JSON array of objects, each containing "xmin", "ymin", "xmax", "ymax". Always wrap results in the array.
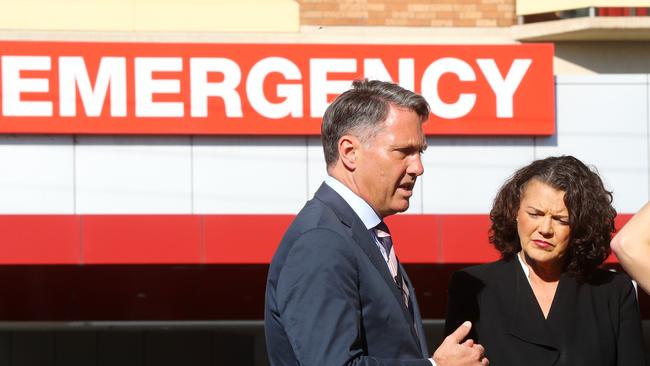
[{"xmin": 374, "ymin": 221, "xmax": 409, "ymax": 307}]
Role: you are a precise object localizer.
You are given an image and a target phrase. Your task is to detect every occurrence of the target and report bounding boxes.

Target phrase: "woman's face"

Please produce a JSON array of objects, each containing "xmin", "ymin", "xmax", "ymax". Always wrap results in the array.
[{"xmin": 517, "ymin": 179, "xmax": 571, "ymax": 269}]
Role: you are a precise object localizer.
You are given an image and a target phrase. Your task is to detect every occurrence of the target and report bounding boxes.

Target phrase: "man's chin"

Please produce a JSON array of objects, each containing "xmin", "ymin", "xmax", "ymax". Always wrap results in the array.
[{"xmin": 390, "ymin": 200, "xmax": 411, "ymax": 215}]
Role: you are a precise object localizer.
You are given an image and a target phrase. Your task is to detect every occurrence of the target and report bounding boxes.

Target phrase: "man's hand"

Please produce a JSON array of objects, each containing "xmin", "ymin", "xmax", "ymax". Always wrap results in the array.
[{"xmin": 432, "ymin": 321, "xmax": 488, "ymax": 366}]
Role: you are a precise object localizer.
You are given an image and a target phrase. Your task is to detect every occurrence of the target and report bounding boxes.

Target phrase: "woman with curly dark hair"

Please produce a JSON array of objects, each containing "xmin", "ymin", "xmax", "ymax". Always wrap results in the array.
[{"xmin": 444, "ymin": 155, "xmax": 645, "ymax": 366}]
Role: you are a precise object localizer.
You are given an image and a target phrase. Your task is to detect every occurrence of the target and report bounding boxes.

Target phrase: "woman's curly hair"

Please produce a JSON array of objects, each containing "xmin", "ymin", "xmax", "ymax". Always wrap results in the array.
[{"xmin": 489, "ymin": 155, "xmax": 616, "ymax": 278}]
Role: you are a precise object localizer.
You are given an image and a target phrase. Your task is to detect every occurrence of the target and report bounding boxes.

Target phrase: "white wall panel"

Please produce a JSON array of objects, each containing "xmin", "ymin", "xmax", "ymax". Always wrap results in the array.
[
  {"xmin": 1, "ymin": 75, "xmax": 648, "ymax": 216},
  {"xmin": 75, "ymin": 136, "xmax": 192, "ymax": 214},
  {"xmin": 556, "ymin": 74, "xmax": 647, "ymax": 85},
  {"xmin": 193, "ymin": 137, "xmax": 308, "ymax": 214},
  {"xmin": 0, "ymin": 136, "xmax": 74, "ymax": 213},
  {"xmin": 422, "ymin": 137, "xmax": 535, "ymax": 214},
  {"xmin": 307, "ymin": 136, "xmax": 328, "ymax": 200},
  {"xmin": 536, "ymin": 77, "xmax": 649, "ymax": 213}
]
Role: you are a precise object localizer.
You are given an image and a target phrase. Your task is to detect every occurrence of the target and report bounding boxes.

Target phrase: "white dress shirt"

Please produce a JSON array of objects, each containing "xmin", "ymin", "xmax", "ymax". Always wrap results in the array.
[
  {"xmin": 325, "ymin": 176, "xmax": 391, "ymax": 259},
  {"xmin": 517, "ymin": 251, "xmax": 532, "ymax": 285}
]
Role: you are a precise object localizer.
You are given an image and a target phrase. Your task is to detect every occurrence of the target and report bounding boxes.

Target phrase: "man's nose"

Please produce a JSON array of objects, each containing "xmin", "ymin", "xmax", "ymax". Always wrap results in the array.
[{"xmin": 407, "ymin": 153, "xmax": 424, "ymax": 176}]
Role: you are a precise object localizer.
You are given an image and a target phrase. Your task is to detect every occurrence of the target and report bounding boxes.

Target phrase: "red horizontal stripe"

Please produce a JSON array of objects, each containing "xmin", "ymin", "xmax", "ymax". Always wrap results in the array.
[
  {"xmin": 82, "ymin": 215, "xmax": 203, "ymax": 264},
  {"xmin": 0, "ymin": 214, "xmax": 633, "ymax": 265},
  {"xmin": 0, "ymin": 215, "xmax": 80, "ymax": 264},
  {"xmin": 204, "ymin": 215, "xmax": 295, "ymax": 264}
]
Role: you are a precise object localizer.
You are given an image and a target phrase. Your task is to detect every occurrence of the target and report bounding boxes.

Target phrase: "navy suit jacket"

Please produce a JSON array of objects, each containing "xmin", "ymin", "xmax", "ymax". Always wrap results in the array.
[
  {"xmin": 444, "ymin": 258, "xmax": 646, "ymax": 366},
  {"xmin": 265, "ymin": 183, "xmax": 430, "ymax": 366}
]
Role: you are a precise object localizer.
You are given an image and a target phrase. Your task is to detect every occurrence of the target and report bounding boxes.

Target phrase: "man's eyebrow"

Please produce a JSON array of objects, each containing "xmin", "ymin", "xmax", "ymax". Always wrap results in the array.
[{"xmin": 392, "ymin": 143, "xmax": 426, "ymax": 151}]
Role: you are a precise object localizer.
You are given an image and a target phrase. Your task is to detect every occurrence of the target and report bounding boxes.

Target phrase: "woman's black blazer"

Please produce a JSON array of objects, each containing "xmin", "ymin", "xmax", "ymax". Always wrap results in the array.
[{"xmin": 444, "ymin": 258, "xmax": 646, "ymax": 366}]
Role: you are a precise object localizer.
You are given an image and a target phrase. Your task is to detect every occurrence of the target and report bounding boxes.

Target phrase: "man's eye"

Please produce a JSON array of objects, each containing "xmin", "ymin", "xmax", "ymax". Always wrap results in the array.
[{"xmin": 398, "ymin": 147, "xmax": 425, "ymax": 156}]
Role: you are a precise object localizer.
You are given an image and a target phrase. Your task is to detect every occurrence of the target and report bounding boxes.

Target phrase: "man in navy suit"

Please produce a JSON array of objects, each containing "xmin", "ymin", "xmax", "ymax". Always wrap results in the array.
[{"xmin": 265, "ymin": 79, "xmax": 488, "ymax": 366}]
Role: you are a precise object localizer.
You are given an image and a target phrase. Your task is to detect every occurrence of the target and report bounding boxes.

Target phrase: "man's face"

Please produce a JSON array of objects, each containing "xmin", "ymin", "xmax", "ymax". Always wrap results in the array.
[{"xmin": 354, "ymin": 105, "xmax": 426, "ymax": 217}]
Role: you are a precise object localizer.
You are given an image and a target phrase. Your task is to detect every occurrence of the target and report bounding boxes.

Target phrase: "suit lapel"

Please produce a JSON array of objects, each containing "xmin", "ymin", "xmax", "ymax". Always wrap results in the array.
[
  {"xmin": 313, "ymin": 183, "xmax": 421, "ymax": 347},
  {"xmin": 546, "ymin": 272, "xmax": 578, "ymax": 340},
  {"xmin": 507, "ymin": 259, "xmax": 560, "ymax": 364},
  {"xmin": 401, "ymin": 265, "xmax": 428, "ymax": 357},
  {"xmin": 349, "ymin": 220, "xmax": 423, "ymax": 348}
]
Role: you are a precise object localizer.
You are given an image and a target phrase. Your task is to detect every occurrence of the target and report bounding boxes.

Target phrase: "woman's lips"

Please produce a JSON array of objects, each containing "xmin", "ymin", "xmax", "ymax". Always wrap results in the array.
[{"xmin": 533, "ymin": 239, "xmax": 554, "ymax": 249}]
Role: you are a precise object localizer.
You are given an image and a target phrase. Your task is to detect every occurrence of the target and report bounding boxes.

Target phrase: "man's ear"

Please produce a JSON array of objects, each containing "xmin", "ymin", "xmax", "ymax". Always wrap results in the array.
[{"xmin": 338, "ymin": 135, "xmax": 359, "ymax": 171}]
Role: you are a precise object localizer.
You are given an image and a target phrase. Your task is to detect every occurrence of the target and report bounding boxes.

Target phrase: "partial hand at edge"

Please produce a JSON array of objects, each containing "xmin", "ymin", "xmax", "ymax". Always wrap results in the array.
[{"xmin": 432, "ymin": 321, "xmax": 488, "ymax": 366}]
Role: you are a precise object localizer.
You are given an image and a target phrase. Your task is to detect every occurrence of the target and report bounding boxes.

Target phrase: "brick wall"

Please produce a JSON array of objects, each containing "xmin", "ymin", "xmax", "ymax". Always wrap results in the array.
[{"xmin": 299, "ymin": 0, "xmax": 516, "ymax": 27}]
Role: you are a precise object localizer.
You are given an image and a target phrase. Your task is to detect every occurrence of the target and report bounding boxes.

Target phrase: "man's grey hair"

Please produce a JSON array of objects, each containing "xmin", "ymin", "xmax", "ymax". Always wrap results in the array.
[{"xmin": 321, "ymin": 79, "xmax": 430, "ymax": 167}]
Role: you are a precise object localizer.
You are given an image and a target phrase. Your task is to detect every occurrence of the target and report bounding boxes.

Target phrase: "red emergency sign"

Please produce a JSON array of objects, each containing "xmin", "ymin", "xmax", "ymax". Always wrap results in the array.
[{"xmin": 0, "ymin": 41, "xmax": 554, "ymax": 135}]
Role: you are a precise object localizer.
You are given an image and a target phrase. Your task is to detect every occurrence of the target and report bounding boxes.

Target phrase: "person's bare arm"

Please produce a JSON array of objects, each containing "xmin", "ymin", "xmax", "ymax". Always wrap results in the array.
[{"xmin": 611, "ymin": 202, "xmax": 650, "ymax": 294}]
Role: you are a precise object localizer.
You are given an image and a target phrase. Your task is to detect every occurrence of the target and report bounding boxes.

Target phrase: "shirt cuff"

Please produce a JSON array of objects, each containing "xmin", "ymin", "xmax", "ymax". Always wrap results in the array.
[{"xmin": 428, "ymin": 358, "xmax": 437, "ymax": 366}]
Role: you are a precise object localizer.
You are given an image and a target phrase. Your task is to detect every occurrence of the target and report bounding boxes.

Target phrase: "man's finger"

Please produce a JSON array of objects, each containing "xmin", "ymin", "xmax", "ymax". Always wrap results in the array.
[
  {"xmin": 473, "ymin": 344, "xmax": 485, "ymax": 357},
  {"xmin": 444, "ymin": 321, "xmax": 472, "ymax": 344}
]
